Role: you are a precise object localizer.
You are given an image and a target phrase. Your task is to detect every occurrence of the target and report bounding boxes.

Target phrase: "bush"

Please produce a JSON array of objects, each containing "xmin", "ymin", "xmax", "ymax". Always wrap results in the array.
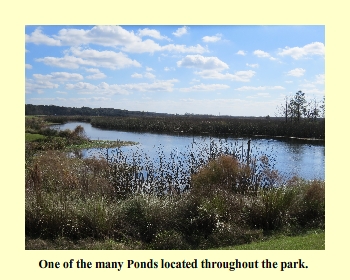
[
  {"xmin": 25, "ymin": 138, "xmax": 325, "ymax": 249},
  {"xmin": 244, "ymin": 186, "xmax": 298, "ymax": 231},
  {"xmin": 191, "ymin": 155, "xmax": 255, "ymax": 195},
  {"xmin": 290, "ymin": 180, "xmax": 325, "ymax": 228}
]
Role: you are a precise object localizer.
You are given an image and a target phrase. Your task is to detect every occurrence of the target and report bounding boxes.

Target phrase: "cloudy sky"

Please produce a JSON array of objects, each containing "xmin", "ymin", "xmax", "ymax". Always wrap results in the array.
[{"xmin": 25, "ymin": 25, "xmax": 324, "ymax": 116}]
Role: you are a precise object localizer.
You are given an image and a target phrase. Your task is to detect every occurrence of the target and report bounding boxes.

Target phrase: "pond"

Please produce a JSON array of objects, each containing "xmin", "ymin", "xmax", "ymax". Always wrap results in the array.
[{"xmin": 51, "ymin": 122, "xmax": 325, "ymax": 182}]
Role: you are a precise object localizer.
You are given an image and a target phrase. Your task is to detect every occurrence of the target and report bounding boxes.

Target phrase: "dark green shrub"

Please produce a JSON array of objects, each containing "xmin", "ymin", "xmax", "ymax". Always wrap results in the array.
[
  {"xmin": 244, "ymin": 186, "xmax": 298, "ymax": 231},
  {"xmin": 290, "ymin": 180, "xmax": 325, "ymax": 228}
]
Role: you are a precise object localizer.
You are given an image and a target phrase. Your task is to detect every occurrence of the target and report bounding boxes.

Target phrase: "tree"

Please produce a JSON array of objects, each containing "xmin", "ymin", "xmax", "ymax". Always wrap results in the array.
[
  {"xmin": 320, "ymin": 96, "xmax": 325, "ymax": 118},
  {"xmin": 289, "ymin": 90, "xmax": 307, "ymax": 122},
  {"xmin": 275, "ymin": 91, "xmax": 324, "ymax": 122}
]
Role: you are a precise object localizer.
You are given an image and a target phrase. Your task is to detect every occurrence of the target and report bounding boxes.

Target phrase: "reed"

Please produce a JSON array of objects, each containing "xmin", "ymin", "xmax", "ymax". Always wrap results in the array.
[{"xmin": 25, "ymin": 125, "xmax": 325, "ymax": 249}]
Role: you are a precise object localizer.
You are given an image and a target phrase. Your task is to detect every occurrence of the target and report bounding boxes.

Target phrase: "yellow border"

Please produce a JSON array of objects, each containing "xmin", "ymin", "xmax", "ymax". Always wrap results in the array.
[{"xmin": 2, "ymin": 1, "xmax": 345, "ymax": 279}]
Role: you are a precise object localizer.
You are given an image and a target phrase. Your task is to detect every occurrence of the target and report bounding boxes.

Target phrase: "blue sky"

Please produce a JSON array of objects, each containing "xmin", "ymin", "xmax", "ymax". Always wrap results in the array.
[{"xmin": 25, "ymin": 25, "xmax": 324, "ymax": 116}]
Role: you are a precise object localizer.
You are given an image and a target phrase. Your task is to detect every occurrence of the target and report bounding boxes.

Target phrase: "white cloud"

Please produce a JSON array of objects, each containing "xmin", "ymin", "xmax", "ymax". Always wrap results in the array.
[
  {"xmin": 27, "ymin": 26, "xmax": 207, "ymax": 55},
  {"xmin": 180, "ymin": 98, "xmax": 196, "ymax": 102},
  {"xmin": 85, "ymin": 68, "xmax": 100, "ymax": 73},
  {"xmin": 122, "ymin": 79, "xmax": 178, "ymax": 92},
  {"xmin": 254, "ymin": 50, "xmax": 270, "ymax": 58},
  {"xmin": 297, "ymin": 74, "xmax": 325, "ymax": 96},
  {"xmin": 287, "ymin": 68, "xmax": 306, "ymax": 77},
  {"xmin": 278, "ymin": 42, "xmax": 325, "ymax": 60},
  {"xmin": 257, "ymin": 92, "xmax": 270, "ymax": 97},
  {"xmin": 131, "ymin": 72, "xmax": 156, "ymax": 79},
  {"xmin": 25, "ymin": 27, "xmax": 61, "ymax": 46},
  {"xmin": 65, "ymin": 79, "xmax": 178, "ymax": 95},
  {"xmin": 66, "ymin": 82, "xmax": 99, "ymax": 92},
  {"xmin": 179, "ymin": 83, "xmax": 229, "ymax": 92},
  {"xmin": 235, "ymin": 85, "xmax": 285, "ymax": 91},
  {"xmin": 26, "ymin": 72, "xmax": 82, "ymax": 93},
  {"xmin": 29, "ymin": 97, "xmax": 114, "ymax": 106},
  {"xmin": 56, "ymin": 91, "xmax": 67, "ymax": 94},
  {"xmin": 146, "ymin": 67, "xmax": 154, "ymax": 71},
  {"xmin": 190, "ymin": 78, "xmax": 200, "ymax": 84},
  {"xmin": 84, "ymin": 68, "xmax": 106, "ymax": 79},
  {"xmin": 66, "ymin": 81, "xmax": 130, "ymax": 95},
  {"xmin": 71, "ymin": 97, "xmax": 112, "ymax": 102},
  {"xmin": 164, "ymin": 67, "xmax": 175, "ymax": 71},
  {"xmin": 33, "ymin": 72, "xmax": 84, "ymax": 82},
  {"xmin": 121, "ymin": 38, "xmax": 163, "ymax": 53},
  {"xmin": 236, "ymin": 50, "xmax": 246, "ymax": 56},
  {"xmin": 25, "ymin": 64, "xmax": 32, "ymax": 69},
  {"xmin": 137, "ymin": 28, "xmax": 170, "ymax": 41},
  {"xmin": 299, "ymin": 88, "xmax": 324, "ymax": 95},
  {"xmin": 300, "ymin": 74, "xmax": 325, "ymax": 86},
  {"xmin": 37, "ymin": 47, "xmax": 142, "ymax": 70},
  {"xmin": 55, "ymin": 25, "xmax": 138, "ymax": 47},
  {"xmin": 246, "ymin": 63, "xmax": 259, "ymax": 68},
  {"xmin": 172, "ymin": 26, "xmax": 188, "ymax": 37},
  {"xmin": 144, "ymin": 72, "xmax": 156, "ymax": 79},
  {"xmin": 202, "ymin": 34, "xmax": 222, "ymax": 43},
  {"xmin": 36, "ymin": 56, "xmax": 85, "ymax": 69},
  {"xmin": 26, "ymin": 78, "xmax": 59, "ymax": 94},
  {"xmin": 161, "ymin": 44, "xmax": 207, "ymax": 54},
  {"xmin": 315, "ymin": 74, "xmax": 325, "ymax": 84},
  {"xmin": 196, "ymin": 70, "xmax": 255, "ymax": 82},
  {"xmin": 131, "ymin": 73, "xmax": 143, "ymax": 78},
  {"xmin": 253, "ymin": 50, "xmax": 276, "ymax": 60},
  {"xmin": 70, "ymin": 47, "xmax": 141, "ymax": 69},
  {"xmin": 285, "ymin": 80, "xmax": 293, "ymax": 84},
  {"xmin": 30, "ymin": 97, "xmax": 67, "ymax": 102},
  {"xmin": 300, "ymin": 83, "xmax": 316, "ymax": 88},
  {"xmin": 177, "ymin": 55, "xmax": 229, "ymax": 71},
  {"xmin": 86, "ymin": 72, "xmax": 106, "ymax": 80}
]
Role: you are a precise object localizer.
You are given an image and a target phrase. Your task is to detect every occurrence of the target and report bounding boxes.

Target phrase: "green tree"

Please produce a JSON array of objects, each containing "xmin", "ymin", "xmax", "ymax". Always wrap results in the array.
[{"xmin": 289, "ymin": 90, "xmax": 307, "ymax": 122}]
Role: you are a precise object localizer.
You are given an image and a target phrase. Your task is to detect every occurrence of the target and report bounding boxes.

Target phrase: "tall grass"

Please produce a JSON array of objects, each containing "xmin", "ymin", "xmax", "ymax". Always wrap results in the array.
[
  {"xmin": 25, "ymin": 134, "xmax": 325, "ymax": 249},
  {"xmin": 86, "ymin": 115, "xmax": 325, "ymax": 139}
]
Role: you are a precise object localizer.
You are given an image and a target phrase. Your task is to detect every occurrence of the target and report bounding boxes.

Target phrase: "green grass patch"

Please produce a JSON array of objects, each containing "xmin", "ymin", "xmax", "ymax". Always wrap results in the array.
[
  {"xmin": 65, "ymin": 139, "xmax": 138, "ymax": 151},
  {"xmin": 26, "ymin": 231, "xmax": 325, "ymax": 250},
  {"xmin": 25, "ymin": 237, "xmax": 140, "ymax": 250},
  {"xmin": 25, "ymin": 133, "xmax": 46, "ymax": 142},
  {"xmin": 216, "ymin": 230, "xmax": 325, "ymax": 250}
]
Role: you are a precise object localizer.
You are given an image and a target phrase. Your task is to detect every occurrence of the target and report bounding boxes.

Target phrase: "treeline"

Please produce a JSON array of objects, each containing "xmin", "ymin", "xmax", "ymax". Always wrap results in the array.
[{"xmin": 25, "ymin": 104, "xmax": 174, "ymax": 117}]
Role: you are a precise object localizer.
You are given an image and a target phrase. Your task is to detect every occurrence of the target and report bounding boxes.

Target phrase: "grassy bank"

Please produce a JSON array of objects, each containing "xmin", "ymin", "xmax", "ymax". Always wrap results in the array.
[
  {"xmin": 25, "ymin": 116, "xmax": 137, "ymax": 152},
  {"xmin": 216, "ymin": 230, "xmax": 325, "ymax": 250},
  {"xmin": 25, "ymin": 151, "xmax": 324, "ymax": 250},
  {"xmin": 26, "ymin": 230, "xmax": 325, "ymax": 250},
  {"xmin": 25, "ymin": 116, "xmax": 325, "ymax": 250}
]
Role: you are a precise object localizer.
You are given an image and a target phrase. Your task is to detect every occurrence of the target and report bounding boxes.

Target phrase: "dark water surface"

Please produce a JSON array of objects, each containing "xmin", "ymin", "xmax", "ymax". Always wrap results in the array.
[{"xmin": 52, "ymin": 122, "xmax": 325, "ymax": 181}]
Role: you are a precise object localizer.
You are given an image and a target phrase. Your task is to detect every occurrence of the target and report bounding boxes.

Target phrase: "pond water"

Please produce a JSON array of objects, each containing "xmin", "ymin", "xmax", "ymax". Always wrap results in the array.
[{"xmin": 51, "ymin": 122, "xmax": 325, "ymax": 181}]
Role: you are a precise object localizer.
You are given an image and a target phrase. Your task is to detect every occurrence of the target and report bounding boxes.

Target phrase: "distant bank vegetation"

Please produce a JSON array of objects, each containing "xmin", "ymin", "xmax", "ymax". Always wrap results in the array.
[
  {"xmin": 26, "ymin": 91, "xmax": 325, "ymax": 140},
  {"xmin": 40, "ymin": 114, "xmax": 324, "ymax": 140}
]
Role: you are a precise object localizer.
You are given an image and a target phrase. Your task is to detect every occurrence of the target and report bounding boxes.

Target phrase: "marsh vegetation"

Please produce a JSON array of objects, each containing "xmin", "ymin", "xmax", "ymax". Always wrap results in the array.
[{"xmin": 25, "ymin": 116, "xmax": 325, "ymax": 250}]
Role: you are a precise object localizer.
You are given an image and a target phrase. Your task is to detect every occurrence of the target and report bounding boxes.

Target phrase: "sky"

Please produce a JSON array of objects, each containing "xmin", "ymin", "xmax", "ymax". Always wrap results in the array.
[{"xmin": 25, "ymin": 25, "xmax": 325, "ymax": 116}]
